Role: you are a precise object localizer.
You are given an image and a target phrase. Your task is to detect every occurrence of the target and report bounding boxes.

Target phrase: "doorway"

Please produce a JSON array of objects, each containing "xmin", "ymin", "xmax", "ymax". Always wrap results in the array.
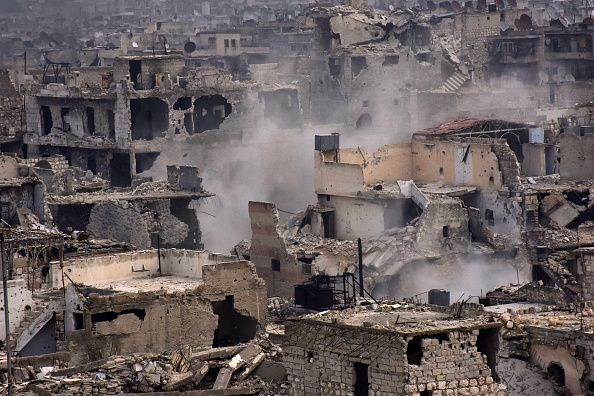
[{"xmin": 354, "ymin": 362, "xmax": 369, "ymax": 396}]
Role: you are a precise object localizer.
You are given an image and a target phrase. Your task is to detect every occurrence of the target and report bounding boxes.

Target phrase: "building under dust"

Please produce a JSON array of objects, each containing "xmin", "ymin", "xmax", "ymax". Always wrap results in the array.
[{"xmin": 0, "ymin": 0, "xmax": 594, "ymax": 395}]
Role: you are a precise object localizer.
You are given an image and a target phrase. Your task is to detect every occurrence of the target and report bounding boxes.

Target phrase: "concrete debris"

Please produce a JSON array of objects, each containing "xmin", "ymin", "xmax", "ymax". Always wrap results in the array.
[
  {"xmin": 541, "ymin": 193, "xmax": 580, "ymax": 228},
  {"xmin": 7, "ymin": 338, "xmax": 282, "ymax": 395},
  {"xmin": 3, "ymin": 0, "xmax": 594, "ymax": 395}
]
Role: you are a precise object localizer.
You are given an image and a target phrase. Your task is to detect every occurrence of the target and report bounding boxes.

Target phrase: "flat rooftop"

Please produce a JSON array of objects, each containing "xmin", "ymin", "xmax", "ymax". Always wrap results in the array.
[
  {"xmin": 296, "ymin": 304, "xmax": 500, "ymax": 336},
  {"xmin": 522, "ymin": 175, "xmax": 594, "ymax": 194},
  {"xmin": 47, "ymin": 190, "xmax": 214, "ymax": 205},
  {"xmin": 89, "ymin": 275, "xmax": 203, "ymax": 293}
]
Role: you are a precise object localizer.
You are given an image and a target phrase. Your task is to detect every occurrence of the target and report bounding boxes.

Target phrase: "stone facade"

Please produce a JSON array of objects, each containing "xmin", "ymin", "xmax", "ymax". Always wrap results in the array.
[
  {"xmin": 283, "ymin": 318, "xmax": 508, "ymax": 396},
  {"xmin": 248, "ymin": 201, "xmax": 309, "ymax": 298},
  {"xmin": 578, "ymin": 249, "xmax": 594, "ymax": 303},
  {"xmin": 0, "ymin": 69, "xmax": 20, "ymax": 137},
  {"xmin": 460, "ymin": 13, "xmax": 501, "ymax": 80}
]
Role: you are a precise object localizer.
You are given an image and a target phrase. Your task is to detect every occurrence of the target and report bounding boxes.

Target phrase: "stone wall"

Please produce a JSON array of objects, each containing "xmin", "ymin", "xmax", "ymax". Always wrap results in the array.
[
  {"xmin": 0, "ymin": 69, "xmax": 20, "ymax": 136},
  {"xmin": 491, "ymin": 142, "xmax": 522, "ymax": 193},
  {"xmin": 22, "ymin": 155, "xmax": 70, "ymax": 172},
  {"xmin": 0, "ymin": 97, "xmax": 21, "ymax": 137},
  {"xmin": 86, "ymin": 201, "xmax": 152, "ymax": 248},
  {"xmin": 83, "ymin": 197, "xmax": 201, "ymax": 250},
  {"xmin": 325, "ymin": 195, "xmax": 387, "ymax": 240},
  {"xmin": 248, "ymin": 201, "xmax": 308, "ymax": 298},
  {"xmin": 283, "ymin": 319, "xmax": 507, "ymax": 396},
  {"xmin": 460, "ymin": 13, "xmax": 501, "ymax": 79},
  {"xmin": 579, "ymin": 251, "xmax": 594, "ymax": 303},
  {"xmin": 0, "ymin": 182, "xmax": 46, "ymax": 225},
  {"xmin": 67, "ymin": 288, "xmax": 217, "ymax": 365},
  {"xmin": 558, "ymin": 131, "xmax": 594, "ymax": 181},
  {"xmin": 411, "ymin": 138, "xmax": 504, "ymax": 190},
  {"xmin": 525, "ymin": 326, "xmax": 591, "ymax": 395},
  {"xmin": 202, "ymin": 260, "xmax": 267, "ymax": 326},
  {"xmin": 0, "ymin": 279, "xmax": 35, "ymax": 341},
  {"xmin": 416, "ymin": 197, "xmax": 470, "ymax": 255},
  {"xmin": 49, "ymin": 249, "xmax": 237, "ymax": 288}
]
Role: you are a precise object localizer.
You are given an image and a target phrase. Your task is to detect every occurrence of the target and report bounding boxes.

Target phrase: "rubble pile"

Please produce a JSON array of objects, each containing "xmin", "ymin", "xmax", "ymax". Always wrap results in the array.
[
  {"xmin": 363, "ymin": 226, "xmax": 419, "ymax": 269},
  {"xmin": 540, "ymin": 226, "xmax": 577, "ymax": 245},
  {"xmin": 132, "ymin": 180, "xmax": 173, "ymax": 195},
  {"xmin": 285, "ymin": 233, "xmax": 356, "ymax": 259},
  {"xmin": 496, "ymin": 307, "xmax": 594, "ymax": 336},
  {"xmin": 14, "ymin": 339, "xmax": 284, "ymax": 395},
  {"xmin": 542, "ymin": 250, "xmax": 580, "ymax": 288}
]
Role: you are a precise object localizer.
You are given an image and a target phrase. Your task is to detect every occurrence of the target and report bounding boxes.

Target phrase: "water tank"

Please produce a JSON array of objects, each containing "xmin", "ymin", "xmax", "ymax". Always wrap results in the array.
[
  {"xmin": 315, "ymin": 134, "xmax": 340, "ymax": 151},
  {"xmin": 428, "ymin": 289, "xmax": 450, "ymax": 306}
]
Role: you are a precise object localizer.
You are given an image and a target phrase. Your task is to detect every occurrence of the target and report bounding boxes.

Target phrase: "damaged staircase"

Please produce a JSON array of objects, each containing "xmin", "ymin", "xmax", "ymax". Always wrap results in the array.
[
  {"xmin": 11, "ymin": 295, "xmax": 60, "ymax": 356},
  {"xmin": 440, "ymin": 71, "xmax": 470, "ymax": 93}
]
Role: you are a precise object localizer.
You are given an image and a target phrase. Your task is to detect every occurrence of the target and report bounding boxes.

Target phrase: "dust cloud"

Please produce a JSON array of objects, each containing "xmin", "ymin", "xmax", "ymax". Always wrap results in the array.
[
  {"xmin": 143, "ymin": 93, "xmax": 414, "ymax": 252},
  {"xmin": 372, "ymin": 256, "xmax": 531, "ymax": 303}
]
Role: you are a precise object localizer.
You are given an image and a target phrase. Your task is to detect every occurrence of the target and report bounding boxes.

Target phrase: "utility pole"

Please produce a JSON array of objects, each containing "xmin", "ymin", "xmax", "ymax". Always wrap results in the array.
[
  {"xmin": 1, "ymin": 233, "xmax": 13, "ymax": 396},
  {"xmin": 155, "ymin": 213, "xmax": 162, "ymax": 275},
  {"xmin": 357, "ymin": 238, "xmax": 364, "ymax": 299},
  {"xmin": 157, "ymin": 233, "xmax": 162, "ymax": 275}
]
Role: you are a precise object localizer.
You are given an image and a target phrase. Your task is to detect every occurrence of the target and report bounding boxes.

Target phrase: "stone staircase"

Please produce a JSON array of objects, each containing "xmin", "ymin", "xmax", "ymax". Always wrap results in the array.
[
  {"xmin": 10, "ymin": 295, "xmax": 54, "ymax": 351},
  {"xmin": 440, "ymin": 71, "xmax": 470, "ymax": 93}
]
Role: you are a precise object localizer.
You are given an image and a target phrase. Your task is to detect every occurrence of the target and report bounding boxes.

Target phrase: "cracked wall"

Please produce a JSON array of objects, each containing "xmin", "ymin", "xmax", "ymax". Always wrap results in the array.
[
  {"xmin": 67, "ymin": 288, "xmax": 218, "ymax": 365},
  {"xmin": 248, "ymin": 201, "xmax": 309, "ymax": 298},
  {"xmin": 283, "ymin": 320, "xmax": 507, "ymax": 396}
]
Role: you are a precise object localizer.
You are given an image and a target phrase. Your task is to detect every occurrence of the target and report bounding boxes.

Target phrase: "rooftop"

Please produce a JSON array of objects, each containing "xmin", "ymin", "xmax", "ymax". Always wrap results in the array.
[
  {"xmin": 294, "ymin": 304, "xmax": 500, "ymax": 336},
  {"xmin": 115, "ymin": 54, "xmax": 184, "ymax": 61},
  {"xmin": 89, "ymin": 274, "xmax": 203, "ymax": 293},
  {"xmin": 414, "ymin": 118, "xmax": 531, "ymax": 137},
  {"xmin": 47, "ymin": 189, "xmax": 214, "ymax": 205}
]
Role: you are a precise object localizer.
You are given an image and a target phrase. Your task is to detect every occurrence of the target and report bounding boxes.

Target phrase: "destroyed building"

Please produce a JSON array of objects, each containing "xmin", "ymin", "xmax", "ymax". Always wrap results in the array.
[
  {"xmin": 304, "ymin": 2, "xmax": 594, "ymax": 135},
  {"xmin": 5, "ymin": 0, "xmax": 594, "ymax": 395},
  {"xmin": 0, "ymin": 226, "xmax": 278, "ymax": 393},
  {"xmin": 2, "ymin": 247, "xmax": 266, "ymax": 363},
  {"xmin": 23, "ymin": 54, "xmax": 245, "ymax": 188},
  {"xmin": 0, "ymin": 70, "xmax": 24, "ymax": 156},
  {"xmin": 283, "ymin": 305, "xmax": 507, "ymax": 395},
  {"xmin": 248, "ymin": 117, "xmax": 594, "ymax": 303},
  {"xmin": 0, "ymin": 152, "xmax": 210, "ymax": 250}
]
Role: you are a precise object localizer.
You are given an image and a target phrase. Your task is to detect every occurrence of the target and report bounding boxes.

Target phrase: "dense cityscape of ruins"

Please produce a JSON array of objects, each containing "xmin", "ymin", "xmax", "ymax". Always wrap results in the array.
[{"xmin": 2, "ymin": 0, "xmax": 594, "ymax": 394}]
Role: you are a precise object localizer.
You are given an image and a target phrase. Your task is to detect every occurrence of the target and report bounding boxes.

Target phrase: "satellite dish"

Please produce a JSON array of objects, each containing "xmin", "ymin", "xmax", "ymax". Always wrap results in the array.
[
  {"xmin": 132, "ymin": 42, "xmax": 139, "ymax": 48},
  {"xmin": 389, "ymin": 4, "xmax": 394, "ymax": 10}
]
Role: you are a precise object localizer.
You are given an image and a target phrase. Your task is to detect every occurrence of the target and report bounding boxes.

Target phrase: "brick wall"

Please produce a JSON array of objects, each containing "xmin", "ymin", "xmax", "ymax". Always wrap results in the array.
[{"xmin": 22, "ymin": 155, "xmax": 69, "ymax": 172}]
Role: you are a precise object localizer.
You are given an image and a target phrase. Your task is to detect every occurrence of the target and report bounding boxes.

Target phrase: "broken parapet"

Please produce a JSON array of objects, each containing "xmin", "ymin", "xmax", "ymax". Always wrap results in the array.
[
  {"xmin": 167, "ymin": 165, "xmax": 203, "ymax": 192},
  {"xmin": 494, "ymin": 307, "xmax": 594, "ymax": 396},
  {"xmin": 284, "ymin": 305, "xmax": 507, "ymax": 395},
  {"xmin": 249, "ymin": 201, "xmax": 315, "ymax": 298}
]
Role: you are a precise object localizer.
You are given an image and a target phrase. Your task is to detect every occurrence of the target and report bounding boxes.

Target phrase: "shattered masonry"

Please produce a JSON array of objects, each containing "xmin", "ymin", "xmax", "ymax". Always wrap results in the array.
[{"xmin": 3, "ymin": 0, "xmax": 594, "ymax": 395}]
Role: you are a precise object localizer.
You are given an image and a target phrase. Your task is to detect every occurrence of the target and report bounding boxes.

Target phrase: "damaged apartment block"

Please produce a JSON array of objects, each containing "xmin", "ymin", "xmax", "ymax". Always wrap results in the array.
[
  {"xmin": 5, "ymin": 0, "xmax": 594, "ymax": 395},
  {"xmin": 1, "ymin": 153, "xmax": 210, "ymax": 250},
  {"xmin": 4, "ymin": 248, "xmax": 266, "ymax": 365},
  {"xmin": 24, "ymin": 54, "xmax": 244, "ymax": 189},
  {"xmin": 248, "ymin": 120, "xmax": 537, "ymax": 299}
]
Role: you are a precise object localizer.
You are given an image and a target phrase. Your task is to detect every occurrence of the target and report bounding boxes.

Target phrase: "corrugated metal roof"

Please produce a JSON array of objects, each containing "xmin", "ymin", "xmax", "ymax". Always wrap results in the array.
[{"xmin": 415, "ymin": 118, "xmax": 530, "ymax": 136}]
